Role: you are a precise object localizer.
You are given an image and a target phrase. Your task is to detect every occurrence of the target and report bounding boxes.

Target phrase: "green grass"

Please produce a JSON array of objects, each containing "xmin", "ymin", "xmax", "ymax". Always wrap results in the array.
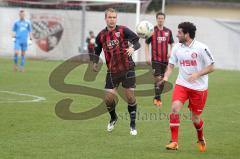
[{"xmin": 0, "ymin": 58, "xmax": 240, "ymax": 159}]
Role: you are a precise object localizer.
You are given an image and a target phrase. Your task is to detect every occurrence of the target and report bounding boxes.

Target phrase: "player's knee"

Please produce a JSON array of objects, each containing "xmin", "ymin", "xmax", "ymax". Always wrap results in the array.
[
  {"xmin": 191, "ymin": 114, "xmax": 201, "ymax": 123},
  {"xmin": 21, "ymin": 51, "xmax": 26, "ymax": 56},
  {"xmin": 105, "ymin": 97, "xmax": 116, "ymax": 111},
  {"xmin": 171, "ymin": 108, "xmax": 179, "ymax": 114},
  {"xmin": 105, "ymin": 95, "xmax": 114, "ymax": 104},
  {"xmin": 126, "ymin": 96, "xmax": 135, "ymax": 104},
  {"xmin": 171, "ymin": 101, "xmax": 182, "ymax": 114},
  {"xmin": 154, "ymin": 76, "xmax": 163, "ymax": 83}
]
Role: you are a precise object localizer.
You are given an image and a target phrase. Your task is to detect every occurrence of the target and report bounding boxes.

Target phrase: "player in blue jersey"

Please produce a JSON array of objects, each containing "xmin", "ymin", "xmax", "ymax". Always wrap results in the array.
[{"xmin": 12, "ymin": 10, "xmax": 33, "ymax": 72}]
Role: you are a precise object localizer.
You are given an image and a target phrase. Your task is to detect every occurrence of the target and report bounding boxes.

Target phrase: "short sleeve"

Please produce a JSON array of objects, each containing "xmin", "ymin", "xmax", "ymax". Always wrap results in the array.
[
  {"xmin": 145, "ymin": 36, "xmax": 152, "ymax": 44},
  {"xmin": 169, "ymin": 30, "xmax": 174, "ymax": 44},
  {"xmin": 201, "ymin": 46, "xmax": 214, "ymax": 66},
  {"xmin": 12, "ymin": 22, "xmax": 17, "ymax": 32},
  {"xmin": 28, "ymin": 21, "xmax": 32, "ymax": 32},
  {"xmin": 169, "ymin": 45, "xmax": 178, "ymax": 65}
]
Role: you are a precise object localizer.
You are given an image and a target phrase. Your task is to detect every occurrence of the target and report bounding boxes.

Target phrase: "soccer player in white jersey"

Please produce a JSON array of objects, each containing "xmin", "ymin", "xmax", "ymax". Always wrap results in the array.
[{"xmin": 163, "ymin": 22, "xmax": 215, "ymax": 151}]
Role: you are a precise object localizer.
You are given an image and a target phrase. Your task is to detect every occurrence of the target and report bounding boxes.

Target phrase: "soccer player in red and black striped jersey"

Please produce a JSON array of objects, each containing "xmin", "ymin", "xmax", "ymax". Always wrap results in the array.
[
  {"xmin": 86, "ymin": 31, "xmax": 95, "ymax": 61},
  {"xmin": 145, "ymin": 12, "xmax": 174, "ymax": 107},
  {"xmin": 92, "ymin": 8, "xmax": 141, "ymax": 135}
]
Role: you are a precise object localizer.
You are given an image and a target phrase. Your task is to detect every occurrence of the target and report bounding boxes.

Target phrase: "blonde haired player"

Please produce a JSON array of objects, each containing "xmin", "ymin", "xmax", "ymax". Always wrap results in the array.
[
  {"xmin": 93, "ymin": 8, "xmax": 141, "ymax": 135},
  {"xmin": 163, "ymin": 22, "xmax": 214, "ymax": 151}
]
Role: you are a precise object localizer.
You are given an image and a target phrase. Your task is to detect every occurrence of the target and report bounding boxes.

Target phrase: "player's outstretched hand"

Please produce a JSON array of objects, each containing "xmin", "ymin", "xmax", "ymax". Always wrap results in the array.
[
  {"xmin": 126, "ymin": 47, "xmax": 135, "ymax": 56},
  {"xmin": 157, "ymin": 76, "xmax": 168, "ymax": 86},
  {"xmin": 92, "ymin": 63, "xmax": 98, "ymax": 72},
  {"xmin": 157, "ymin": 79, "xmax": 165, "ymax": 86},
  {"xmin": 187, "ymin": 73, "xmax": 200, "ymax": 83},
  {"xmin": 167, "ymin": 53, "xmax": 171, "ymax": 59},
  {"xmin": 163, "ymin": 76, "xmax": 168, "ymax": 82}
]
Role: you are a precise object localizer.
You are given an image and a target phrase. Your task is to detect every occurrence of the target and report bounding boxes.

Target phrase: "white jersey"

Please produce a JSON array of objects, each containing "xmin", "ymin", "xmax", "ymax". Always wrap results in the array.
[{"xmin": 169, "ymin": 40, "xmax": 214, "ymax": 90}]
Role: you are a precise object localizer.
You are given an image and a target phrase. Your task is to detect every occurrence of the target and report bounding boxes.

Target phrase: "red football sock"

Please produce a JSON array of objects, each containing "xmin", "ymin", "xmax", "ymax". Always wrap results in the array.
[
  {"xmin": 194, "ymin": 119, "xmax": 204, "ymax": 141},
  {"xmin": 170, "ymin": 113, "xmax": 180, "ymax": 143}
]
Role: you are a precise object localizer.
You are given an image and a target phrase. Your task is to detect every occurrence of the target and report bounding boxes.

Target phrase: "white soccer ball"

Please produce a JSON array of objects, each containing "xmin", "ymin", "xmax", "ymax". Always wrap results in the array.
[{"xmin": 136, "ymin": 20, "xmax": 154, "ymax": 39}]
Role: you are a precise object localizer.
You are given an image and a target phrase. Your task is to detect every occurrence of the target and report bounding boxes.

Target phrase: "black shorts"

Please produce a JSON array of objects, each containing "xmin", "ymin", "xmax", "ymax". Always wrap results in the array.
[
  {"xmin": 88, "ymin": 49, "xmax": 95, "ymax": 61},
  {"xmin": 152, "ymin": 61, "xmax": 168, "ymax": 77},
  {"xmin": 105, "ymin": 69, "xmax": 136, "ymax": 89}
]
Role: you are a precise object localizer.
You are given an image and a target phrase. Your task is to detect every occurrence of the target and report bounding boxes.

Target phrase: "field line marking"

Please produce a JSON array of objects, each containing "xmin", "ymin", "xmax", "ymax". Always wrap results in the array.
[{"xmin": 0, "ymin": 90, "xmax": 46, "ymax": 103}]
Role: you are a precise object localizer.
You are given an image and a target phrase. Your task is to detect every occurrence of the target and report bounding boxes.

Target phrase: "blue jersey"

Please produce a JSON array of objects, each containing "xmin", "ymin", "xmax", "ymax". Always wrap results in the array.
[{"xmin": 12, "ymin": 19, "xmax": 32, "ymax": 43}]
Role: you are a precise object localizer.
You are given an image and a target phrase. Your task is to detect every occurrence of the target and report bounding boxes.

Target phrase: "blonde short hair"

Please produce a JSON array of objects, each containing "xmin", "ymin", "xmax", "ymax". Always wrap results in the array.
[{"xmin": 105, "ymin": 8, "xmax": 117, "ymax": 18}]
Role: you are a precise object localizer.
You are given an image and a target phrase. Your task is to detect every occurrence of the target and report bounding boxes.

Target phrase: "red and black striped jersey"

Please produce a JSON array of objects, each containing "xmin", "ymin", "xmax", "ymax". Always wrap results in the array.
[
  {"xmin": 86, "ymin": 37, "xmax": 95, "ymax": 53},
  {"xmin": 146, "ymin": 26, "xmax": 174, "ymax": 62},
  {"xmin": 86, "ymin": 37, "xmax": 95, "ymax": 49},
  {"xmin": 94, "ymin": 25, "xmax": 140, "ymax": 73}
]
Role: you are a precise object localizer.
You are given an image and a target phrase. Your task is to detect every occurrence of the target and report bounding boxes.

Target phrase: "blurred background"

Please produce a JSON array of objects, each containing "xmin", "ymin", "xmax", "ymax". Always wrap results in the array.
[{"xmin": 0, "ymin": 0, "xmax": 240, "ymax": 69}]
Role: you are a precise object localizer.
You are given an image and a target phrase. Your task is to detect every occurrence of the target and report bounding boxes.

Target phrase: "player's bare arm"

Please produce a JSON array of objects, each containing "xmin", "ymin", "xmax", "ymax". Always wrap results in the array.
[
  {"xmin": 168, "ymin": 43, "xmax": 173, "ymax": 59},
  {"xmin": 29, "ymin": 32, "xmax": 33, "ymax": 40},
  {"xmin": 187, "ymin": 63, "xmax": 214, "ymax": 83},
  {"xmin": 145, "ymin": 43, "xmax": 151, "ymax": 65},
  {"xmin": 163, "ymin": 63, "xmax": 174, "ymax": 81}
]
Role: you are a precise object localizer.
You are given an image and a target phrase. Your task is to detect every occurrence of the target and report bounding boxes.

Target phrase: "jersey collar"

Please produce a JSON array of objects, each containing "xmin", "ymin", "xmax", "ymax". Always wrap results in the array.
[
  {"xmin": 105, "ymin": 25, "xmax": 118, "ymax": 32},
  {"xmin": 181, "ymin": 39, "xmax": 195, "ymax": 48},
  {"xmin": 155, "ymin": 26, "xmax": 164, "ymax": 31},
  {"xmin": 189, "ymin": 39, "xmax": 195, "ymax": 48}
]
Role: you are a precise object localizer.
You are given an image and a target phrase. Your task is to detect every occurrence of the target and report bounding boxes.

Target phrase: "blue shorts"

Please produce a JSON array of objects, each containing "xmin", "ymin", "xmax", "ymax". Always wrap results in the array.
[{"xmin": 14, "ymin": 40, "xmax": 28, "ymax": 52}]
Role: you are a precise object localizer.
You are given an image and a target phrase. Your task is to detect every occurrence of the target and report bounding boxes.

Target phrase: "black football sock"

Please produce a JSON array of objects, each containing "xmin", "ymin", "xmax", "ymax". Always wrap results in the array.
[
  {"xmin": 155, "ymin": 81, "xmax": 165, "ymax": 100},
  {"xmin": 106, "ymin": 100, "xmax": 117, "ymax": 120},
  {"xmin": 128, "ymin": 102, "xmax": 137, "ymax": 128},
  {"xmin": 154, "ymin": 82, "xmax": 161, "ymax": 100}
]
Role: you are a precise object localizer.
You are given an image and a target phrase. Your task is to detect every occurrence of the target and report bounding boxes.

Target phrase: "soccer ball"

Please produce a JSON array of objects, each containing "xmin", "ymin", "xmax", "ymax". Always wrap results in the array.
[{"xmin": 136, "ymin": 20, "xmax": 154, "ymax": 39}]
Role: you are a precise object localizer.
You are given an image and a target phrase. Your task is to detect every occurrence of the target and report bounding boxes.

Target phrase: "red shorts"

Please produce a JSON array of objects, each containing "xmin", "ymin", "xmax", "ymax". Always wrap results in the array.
[{"xmin": 172, "ymin": 84, "xmax": 208, "ymax": 115}]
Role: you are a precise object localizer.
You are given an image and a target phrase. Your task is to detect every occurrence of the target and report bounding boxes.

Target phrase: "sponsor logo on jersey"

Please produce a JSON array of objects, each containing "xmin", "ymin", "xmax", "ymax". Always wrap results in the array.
[
  {"xmin": 107, "ymin": 39, "xmax": 119, "ymax": 49},
  {"xmin": 164, "ymin": 32, "xmax": 169, "ymax": 37},
  {"xmin": 18, "ymin": 22, "xmax": 29, "ymax": 31},
  {"xmin": 191, "ymin": 52, "xmax": 198, "ymax": 59},
  {"xmin": 180, "ymin": 60, "xmax": 197, "ymax": 66},
  {"xmin": 115, "ymin": 32, "xmax": 120, "ymax": 37},
  {"xmin": 157, "ymin": 36, "xmax": 166, "ymax": 42}
]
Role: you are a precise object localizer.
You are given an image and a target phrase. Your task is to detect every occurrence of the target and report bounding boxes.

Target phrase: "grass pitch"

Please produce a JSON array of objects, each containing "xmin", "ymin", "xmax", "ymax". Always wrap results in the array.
[{"xmin": 0, "ymin": 58, "xmax": 239, "ymax": 159}]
